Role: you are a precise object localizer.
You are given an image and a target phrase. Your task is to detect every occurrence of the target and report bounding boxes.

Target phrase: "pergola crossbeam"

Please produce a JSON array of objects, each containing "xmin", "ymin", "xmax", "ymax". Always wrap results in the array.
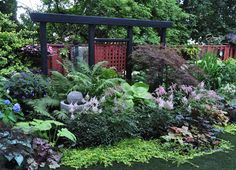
[{"xmin": 30, "ymin": 12, "xmax": 173, "ymax": 79}]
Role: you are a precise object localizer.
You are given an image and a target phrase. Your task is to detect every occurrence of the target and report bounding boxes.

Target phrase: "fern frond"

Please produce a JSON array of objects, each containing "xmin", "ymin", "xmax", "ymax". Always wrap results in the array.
[
  {"xmin": 95, "ymin": 78, "xmax": 125, "ymax": 94},
  {"xmin": 53, "ymin": 110, "xmax": 69, "ymax": 121},
  {"xmin": 51, "ymin": 71, "xmax": 72, "ymax": 99},
  {"xmin": 68, "ymin": 72, "xmax": 92, "ymax": 88},
  {"xmin": 77, "ymin": 61, "xmax": 91, "ymax": 76},
  {"xmin": 27, "ymin": 97, "xmax": 60, "ymax": 119},
  {"xmin": 57, "ymin": 59, "xmax": 74, "ymax": 73},
  {"xmin": 92, "ymin": 61, "xmax": 108, "ymax": 76}
]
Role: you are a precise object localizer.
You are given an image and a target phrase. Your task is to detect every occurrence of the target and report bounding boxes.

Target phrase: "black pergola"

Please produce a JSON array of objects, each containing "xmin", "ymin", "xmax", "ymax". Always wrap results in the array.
[{"xmin": 30, "ymin": 13, "xmax": 172, "ymax": 78}]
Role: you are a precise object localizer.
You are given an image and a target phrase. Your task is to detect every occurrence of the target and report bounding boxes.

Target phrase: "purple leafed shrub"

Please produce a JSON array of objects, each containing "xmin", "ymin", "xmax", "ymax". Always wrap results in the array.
[{"xmin": 131, "ymin": 46, "xmax": 206, "ymax": 91}]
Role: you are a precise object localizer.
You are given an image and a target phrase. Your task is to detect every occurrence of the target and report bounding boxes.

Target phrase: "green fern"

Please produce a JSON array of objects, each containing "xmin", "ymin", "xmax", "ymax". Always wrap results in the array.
[
  {"xmin": 49, "ymin": 61, "xmax": 124, "ymax": 97},
  {"xmin": 27, "ymin": 97, "xmax": 60, "ymax": 119},
  {"xmin": 76, "ymin": 61, "xmax": 91, "ymax": 76},
  {"xmin": 53, "ymin": 110, "xmax": 69, "ymax": 121},
  {"xmin": 51, "ymin": 71, "xmax": 73, "ymax": 99},
  {"xmin": 95, "ymin": 78, "xmax": 125, "ymax": 94},
  {"xmin": 91, "ymin": 61, "xmax": 108, "ymax": 76}
]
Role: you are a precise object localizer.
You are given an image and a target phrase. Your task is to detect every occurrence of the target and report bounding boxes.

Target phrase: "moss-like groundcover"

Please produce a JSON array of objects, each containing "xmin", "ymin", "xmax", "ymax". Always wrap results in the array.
[{"xmin": 61, "ymin": 135, "xmax": 234, "ymax": 169}]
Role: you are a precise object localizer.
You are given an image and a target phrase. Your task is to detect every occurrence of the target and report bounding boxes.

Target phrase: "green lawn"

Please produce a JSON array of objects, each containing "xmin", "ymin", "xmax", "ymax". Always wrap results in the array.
[{"xmin": 59, "ymin": 133, "xmax": 236, "ymax": 170}]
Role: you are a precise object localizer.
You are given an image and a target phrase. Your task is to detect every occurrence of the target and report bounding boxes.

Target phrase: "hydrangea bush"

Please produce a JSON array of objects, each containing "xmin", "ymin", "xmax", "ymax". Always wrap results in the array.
[
  {"xmin": 7, "ymin": 72, "xmax": 49, "ymax": 100},
  {"xmin": 0, "ymin": 99, "xmax": 23, "ymax": 125}
]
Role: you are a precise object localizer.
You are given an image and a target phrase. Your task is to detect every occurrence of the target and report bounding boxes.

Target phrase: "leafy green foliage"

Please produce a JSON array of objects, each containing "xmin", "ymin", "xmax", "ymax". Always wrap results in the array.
[
  {"xmin": 27, "ymin": 97, "xmax": 60, "ymax": 119},
  {"xmin": 61, "ymin": 138, "xmax": 233, "ymax": 169},
  {"xmin": 68, "ymin": 106, "xmax": 139, "ymax": 147},
  {"xmin": 0, "ymin": 12, "xmax": 31, "ymax": 77},
  {"xmin": 134, "ymin": 104, "xmax": 173, "ymax": 139},
  {"xmin": 196, "ymin": 53, "xmax": 223, "ymax": 89},
  {"xmin": 181, "ymin": 0, "xmax": 236, "ymax": 43},
  {"xmin": 50, "ymin": 71, "xmax": 73, "ymax": 100},
  {"xmin": 217, "ymin": 84, "xmax": 236, "ymax": 122},
  {"xmin": 197, "ymin": 54, "xmax": 236, "ymax": 89},
  {"xmin": 118, "ymin": 82, "xmax": 155, "ymax": 108},
  {"xmin": 222, "ymin": 124, "xmax": 236, "ymax": 135},
  {"xmin": 218, "ymin": 84, "xmax": 236, "ymax": 108},
  {"xmin": 221, "ymin": 59, "xmax": 236, "ymax": 84},
  {"xmin": 15, "ymin": 119, "xmax": 64, "ymax": 133},
  {"xmin": 15, "ymin": 119, "xmax": 76, "ymax": 145},
  {"xmin": 181, "ymin": 45, "xmax": 201, "ymax": 60},
  {"xmin": 0, "ymin": 76, "xmax": 8, "ymax": 98},
  {"xmin": 215, "ymin": 124, "xmax": 236, "ymax": 135},
  {"xmin": 0, "ymin": 0, "xmax": 17, "ymax": 21},
  {"xmin": 57, "ymin": 128, "xmax": 77, "ymax": 143}
]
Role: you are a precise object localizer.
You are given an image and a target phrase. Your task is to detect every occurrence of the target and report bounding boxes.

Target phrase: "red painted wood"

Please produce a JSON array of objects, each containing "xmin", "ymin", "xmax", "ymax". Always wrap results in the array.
[
  {"xmin": 197, "ymin": 45, "xmax": 236, "ymax": 60},
  {"xmin": 94, "ymin": 42, "xmax": 127, "ymax": 73},
  {"xmin": 47, "ymin": 44, "xmax": 65, "ymax": 74}
]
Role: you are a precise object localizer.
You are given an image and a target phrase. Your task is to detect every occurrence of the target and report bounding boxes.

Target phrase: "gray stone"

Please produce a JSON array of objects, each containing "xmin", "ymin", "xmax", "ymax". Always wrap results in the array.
[
  {"xmin": 60, "ymin": 101, "xmax": 84, "ymax": 113},
  {"xmin": 67, "ymin": 91, "xmax": 83, "ymax": 104}
]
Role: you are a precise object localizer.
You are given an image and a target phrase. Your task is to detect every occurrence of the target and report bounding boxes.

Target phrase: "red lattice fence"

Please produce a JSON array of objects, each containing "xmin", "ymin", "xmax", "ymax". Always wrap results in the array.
[
  {"xmin": 94, "ymin": 42, "xmax": 127, "ymax": 73},
  {"xmin": 46, "ymin": 44, "xmax": 236, "ymax": 74}
]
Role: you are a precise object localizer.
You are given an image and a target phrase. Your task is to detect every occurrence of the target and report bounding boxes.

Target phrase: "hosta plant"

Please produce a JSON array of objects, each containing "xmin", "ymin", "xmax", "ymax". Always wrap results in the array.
[{"xmin": 15, "ymin": 119, "xmax": 76, "ymax": 146}]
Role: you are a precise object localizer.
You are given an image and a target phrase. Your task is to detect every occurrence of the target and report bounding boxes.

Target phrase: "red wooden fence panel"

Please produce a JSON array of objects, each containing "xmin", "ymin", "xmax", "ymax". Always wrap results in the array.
[
  {"xmin": 47, "ymin": 44, "xmax": 64, "ymax": 74},
  {"xmin": 197, "ymin": 45, "xmax": 236, "ymax": 60},
  {"xmin": 94, "ymin": 42, "xmax": 127, "ymax": 73},
  {"xmin": 45, "ymin": 44, "xmax": 236, "ymax": 75}
]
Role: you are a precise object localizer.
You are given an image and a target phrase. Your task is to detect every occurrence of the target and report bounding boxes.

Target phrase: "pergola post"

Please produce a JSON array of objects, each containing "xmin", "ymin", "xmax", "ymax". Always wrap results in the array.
[
  {"xmin": 88, "ymin": 24, "xmax": 96, "ymax": 66},
  {"xmin": 39, "ymin": 22, "xmax": 48, "ymax": 75},
  {"xmin": 160, "ymin": 28, "xmax": 167, "ymax": 47},
  {"xmin": 126, "ymin": 26, "xmax": 133, "ymax": 80}
]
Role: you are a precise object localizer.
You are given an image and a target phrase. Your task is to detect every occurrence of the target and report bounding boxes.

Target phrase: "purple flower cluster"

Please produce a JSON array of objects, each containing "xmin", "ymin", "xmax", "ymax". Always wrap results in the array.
[
  {"xmin": 13, "ymin": 103, "xmax": 21, "ymax": 113},
  {"xmin": 153, "ymin": 82, "xmax": 221, "ymax": 110},
  {"xmin": 225, "ymin": 33, "xmax": 236, "ymax": 45},
  {"xmin": 4, "ymin": 100, "xmax": 11, "ymax": 105},
  {"xmin": 154, "ymin": 86, "xmax": 174, "ymax": 110}
]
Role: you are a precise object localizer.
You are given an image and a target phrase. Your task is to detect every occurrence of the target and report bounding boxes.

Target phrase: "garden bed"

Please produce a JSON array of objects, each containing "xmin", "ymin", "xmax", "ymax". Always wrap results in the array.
[{"xmin": 1, "ymin": 12, "xmax": 236, "ymax": 169}]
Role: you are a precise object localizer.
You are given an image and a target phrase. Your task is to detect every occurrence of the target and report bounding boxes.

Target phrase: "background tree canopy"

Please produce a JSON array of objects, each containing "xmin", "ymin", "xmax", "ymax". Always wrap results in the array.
[
  {"xmin": 180, "ymin": 0, "xmax": 236, "ymax": 43},
  {"xmin": 39, "ymin": 0, "xmax": 193, "ymax": 45},
  {"xmin": 13, "ymin": 0, "xmax": 236, "ymax": 45},
  {"xmin": 0, "ymin": 0, "xmax": 17, "ymax": 21}
]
